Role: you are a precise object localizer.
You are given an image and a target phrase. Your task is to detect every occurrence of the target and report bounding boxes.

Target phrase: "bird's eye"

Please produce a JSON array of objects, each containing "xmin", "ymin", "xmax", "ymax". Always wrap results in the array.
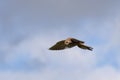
[{"xmin": 66, "ymin": 41, "xmax": 69, "ymax": 43}]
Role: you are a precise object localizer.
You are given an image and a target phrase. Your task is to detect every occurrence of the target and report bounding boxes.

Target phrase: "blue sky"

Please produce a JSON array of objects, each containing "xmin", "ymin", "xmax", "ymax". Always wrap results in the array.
[{"xmin": 0, "ymin": 0, "xmax": 120, "ymax": 80}]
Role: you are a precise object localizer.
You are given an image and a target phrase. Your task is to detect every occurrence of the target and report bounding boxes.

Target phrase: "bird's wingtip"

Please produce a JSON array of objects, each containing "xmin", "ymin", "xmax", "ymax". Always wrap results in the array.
[
  {"xmin": 89, "ymin": 47, "xmax": 93, "ymax": 51},
  {"xmin": 49, "ymin": 47, "xmax": 52, "ymax": 50}
]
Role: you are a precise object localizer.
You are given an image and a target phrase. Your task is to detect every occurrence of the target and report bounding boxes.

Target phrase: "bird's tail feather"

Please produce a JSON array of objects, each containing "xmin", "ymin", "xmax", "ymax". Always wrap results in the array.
[{"xmin": 77, "ymin": 44, "xmax": 93, "ymax": 51}]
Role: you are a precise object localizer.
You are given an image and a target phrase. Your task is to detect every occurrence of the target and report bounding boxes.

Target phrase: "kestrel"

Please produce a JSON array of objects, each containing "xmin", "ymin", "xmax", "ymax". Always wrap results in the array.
[{"xmin": 49, "ymin": 38, "xmax": 93, "ymax": 51}]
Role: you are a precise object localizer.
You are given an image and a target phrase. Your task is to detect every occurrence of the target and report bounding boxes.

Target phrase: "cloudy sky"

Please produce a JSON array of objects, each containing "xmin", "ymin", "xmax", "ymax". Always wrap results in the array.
[{"xmin": 0, "ymin": 0, "xmax": 120, "ymax": 80}]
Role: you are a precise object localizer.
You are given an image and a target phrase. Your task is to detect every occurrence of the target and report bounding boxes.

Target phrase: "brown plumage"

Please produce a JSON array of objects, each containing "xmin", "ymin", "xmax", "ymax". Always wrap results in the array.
[{"xmin": 49, "ymin": 38, "xmax": 93, "ymax": 51}]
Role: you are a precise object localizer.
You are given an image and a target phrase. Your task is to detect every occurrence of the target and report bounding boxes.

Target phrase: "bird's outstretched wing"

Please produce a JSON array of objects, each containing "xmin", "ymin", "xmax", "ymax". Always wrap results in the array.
[
  {"xmin": 49, "ymin": 40, "xmax": 66, "ymax": 50},
  {"xmin": 71, "ymin": 38, "xmax": 84, "ymax": 43},
  {"xmin": 77, "ymin": 43, "xmax": 93, "ymax": 51}
]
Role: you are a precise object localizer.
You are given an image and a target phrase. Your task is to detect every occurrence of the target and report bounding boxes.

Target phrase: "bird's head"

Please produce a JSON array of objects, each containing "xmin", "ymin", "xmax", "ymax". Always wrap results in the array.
[{"xmin": 65, "ymin": 38, "xmax": 72, "ymax": 45}]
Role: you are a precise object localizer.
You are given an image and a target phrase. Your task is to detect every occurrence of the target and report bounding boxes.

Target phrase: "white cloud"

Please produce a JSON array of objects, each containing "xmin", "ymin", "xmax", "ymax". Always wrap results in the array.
[
  {"xmin": 85, "ymin": 66, "xmax": 120, "ymax": 80},
  {"xmin": 12, "ymin": 31, "xmax": 96, "ymax": 68},
  {"xmin": 0, "ymin": 65, "xmax": 120, "ymax": 80}
]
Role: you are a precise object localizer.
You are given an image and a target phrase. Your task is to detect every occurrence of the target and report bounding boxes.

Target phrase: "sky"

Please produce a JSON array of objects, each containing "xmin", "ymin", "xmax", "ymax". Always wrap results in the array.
[{"xmin": 0, "ymin": 0, "xmax": 120, "ymax": 80}]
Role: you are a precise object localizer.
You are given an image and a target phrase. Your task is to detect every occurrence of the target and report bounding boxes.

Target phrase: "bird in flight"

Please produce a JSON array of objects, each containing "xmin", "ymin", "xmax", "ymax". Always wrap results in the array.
[{"xmin": 49, "ymin": 38, "xmax": 93, "ymax": 51}]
